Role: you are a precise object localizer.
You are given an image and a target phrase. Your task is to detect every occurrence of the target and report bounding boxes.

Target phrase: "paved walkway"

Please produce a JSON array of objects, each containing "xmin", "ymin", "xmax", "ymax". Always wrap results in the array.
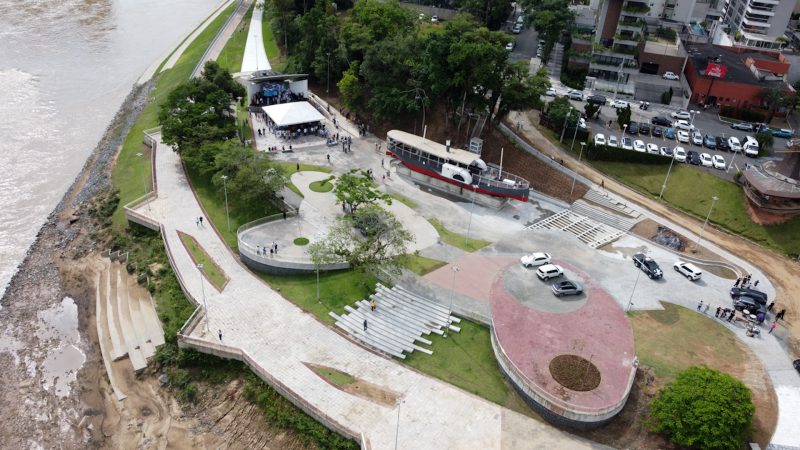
[
  {"xmin": 134, "ymin": 134, "xmax": 602, "ymax": 449},
  {"xmin": 240, "ymin": 4, "xmax": 270, "ymax": 73},
  {"xmin": 160, "ymin": 0, "xmax": 238, "ymax": 73},
  {"xmin": 192, "ymin": 0, "xmax": 253, "ymax": 78}
]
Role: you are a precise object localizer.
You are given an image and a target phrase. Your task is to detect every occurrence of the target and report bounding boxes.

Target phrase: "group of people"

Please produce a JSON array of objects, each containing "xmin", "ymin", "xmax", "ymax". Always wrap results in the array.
[
  {"xmin": 255, "ymin": 241, "xmax": 279, "ymax": 258},
  {"xmin": 733, "ymin": 274, "xmax": 758, "ymax": 289}
]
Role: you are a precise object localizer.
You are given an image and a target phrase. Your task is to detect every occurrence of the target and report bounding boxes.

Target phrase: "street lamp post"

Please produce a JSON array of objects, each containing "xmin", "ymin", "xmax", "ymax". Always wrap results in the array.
[
  {"xmin": 326, "ymin": 52, "xmax": 331, "ymax": 98},
  {"xmin": 693, "ymin": 195, "xmax": 719, "ymax": 251},
  {"xmin": 560, "ymin": 110, "xmax": 572, "ymax": 143},
  {"xmin": 659, "ymin": 151, "xmax": 676, "ymax": 199},
  {"xmin": 221, "ymin": 174, "xmax": 230, "ymax": 232},
  {"xmin": 690, "ymin": 110, "xmax": 699, "ymax": 126},
  {"xmin": 626, "ymin": 249, "xmax": 646, "ymax": 311},
  {"xmin": 197, "ymin": 263, "xmax": 210, "ymax": 334},
  {"xmin": 464, "ymin": 184, "xmax": 479, "ymax": 246},
  {"xmin": 444, "ymin": 266, "xmax": 460, "ymax": 338},
  {"xmin": 136, "ymin": 152, "xmax": 148, "ymax": 195},
  {"xmin": 394, "ymin": 398, "xmax": 405, "ymax": 450},
  {"xmin": 570, "ymin": 142, "xmax": 586, "ymax": 199},
  {"xmin": 726, "ymin": 148, "xmax": 738, "ymax": 174}
]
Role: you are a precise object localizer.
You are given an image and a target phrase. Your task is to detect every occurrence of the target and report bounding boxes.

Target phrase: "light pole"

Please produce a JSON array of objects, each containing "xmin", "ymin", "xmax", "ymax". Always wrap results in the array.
[
  {"xmin": 197, "ymin": 263, "xmax": 210, "ymax": 334},
  {"xmin": 560, "ymin": 110, "xmax": 572, "ymax": 143},
  {"xmin": 690, "ymin": 110, "xmax": 699, "ymax": 126},
  {"xmin": 326, "ymin": 52, "xmax": 331, "ymax": 98},
  {"xmin": 693, "ymin": 195, "xmax": 719, "ymax": 251},
  {"xmin": 415, "ymin": 92, "xmax": 426, "ymax": 133},
  {"xmin": 394, "ymin": 398, "xmax": 405, "ymax": 450},
  {"xmin": 626, "ymin": 249, "xmax": 646, "ymax": 312},
  {"xmin": 726, "ymin": 148, "xmax": 738, "ymax": 174},
  {"xmin": 569, "ymin": 117, "xmax": 580, "ymax": 153},
  {"xmin": 570, "ymin": 142, "xmax": 586, "ymax": 199},
  {"xmin": 136, "ymin": 152, "xmax": 148, "ymax": 195},
  {"xmin": 444, "ymin": 266, "xmax": 460, "ymax": 338},
  {"xmin": 659, "ymin": 151, "xmax": 676, "ymax": 199},
  {"xmin": 221, "ymin": 174, "xmax": 230, "ymax": 232},
  {"xmin": 464, "ymin": 184, "xmax": 479, "ymax": 246}
]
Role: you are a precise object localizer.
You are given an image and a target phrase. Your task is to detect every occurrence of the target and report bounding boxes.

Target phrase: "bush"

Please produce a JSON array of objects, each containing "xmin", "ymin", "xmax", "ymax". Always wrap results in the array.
[
  {"xmin": 649, "ymin": 366, "xmax": 754, "ymax": 450},
  {"xmin": 661, "ymin": 89, "xmax": 672, "ymax": 105},
  {"xmin": 656, "ymin": 26, "xmax": 677, "ymax": 41},
  {"xmin": 586, "ymin": 142, "xmax": 672, "ymax": 164},
  {"xmin": 560, "ymin": 68, "xmax": 588, "ymax": 90},
  {"xmin": 720, "ymin": 106, "xmax": 766, "ymax": 123}
]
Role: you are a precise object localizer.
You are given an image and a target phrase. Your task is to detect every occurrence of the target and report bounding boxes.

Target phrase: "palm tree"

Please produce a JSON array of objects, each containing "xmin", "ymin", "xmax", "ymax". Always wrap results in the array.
[{"xmin": 759, "ymin": 88, "xmax": 786, "ymax": 124}]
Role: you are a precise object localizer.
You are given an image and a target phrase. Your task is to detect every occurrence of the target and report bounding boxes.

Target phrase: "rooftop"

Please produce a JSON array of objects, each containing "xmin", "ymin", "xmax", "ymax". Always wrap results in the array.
[{"xmin": 686, "ymin": 43, "xmax": 791, "ymax": 88}]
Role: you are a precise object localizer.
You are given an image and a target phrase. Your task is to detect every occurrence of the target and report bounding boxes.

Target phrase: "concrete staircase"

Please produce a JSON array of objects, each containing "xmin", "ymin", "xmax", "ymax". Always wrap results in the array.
[
  {"xmin": 571, "ymin": 200, "xmax": 640, "ymax": 231},
  {"xmin": 547, "ymin": 43, "xmax": 564, "ymax": 79},
  {"xmin": 329, "ymin": 284, "xmax": 461, "ymax": 359},
  {"xmin": 526, "ymin": 210, "xmax": 626, "ymax": 248},
  {"xmin": 582, "ymin": 189, "xmax": 641, "ymax": 218},
  {"xmin": 96, "ymin": 260, "xmax": 165, "ymax": 376}
]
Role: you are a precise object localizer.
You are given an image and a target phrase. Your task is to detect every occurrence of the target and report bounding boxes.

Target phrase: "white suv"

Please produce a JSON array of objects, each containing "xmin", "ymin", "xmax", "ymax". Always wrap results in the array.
[
  {"xmin": 536, "ymin": 264, "xmax": 564, "ymax": 280},
  {"xmin": 673, "ymin": 261, "xmax": 702, "ymax": 281}
]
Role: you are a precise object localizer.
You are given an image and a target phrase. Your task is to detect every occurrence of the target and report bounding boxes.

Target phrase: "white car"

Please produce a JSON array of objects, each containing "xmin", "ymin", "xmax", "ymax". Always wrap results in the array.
[
  {"xmin": 646, "ymin": 143, "xmax": 659, "ymax": 154},
  {"xmin": 662, "ymin": 71, "xmax": 680, "ymax": 80},
  {"xmin": 431, "ymin": 15, "xmax": 439, "ymax": 23},
  {"xmin": 660, "ymin": 146, "xmax": 673, "ymax": 156},
  {"xmin": 611, "ymin": 99, "xmax": 630, "ymax": 109},
  {"xmin": 505, "ymin": 42, "xmax": 515, "ymax": 51},
  {"xmin": 578, "ymin": 117, "xmax": 587, "ymax": 129},
  {"xmin": 607, "ymin": 135, "xmax": 619, "ymax": 148},
  {"xmin": 691, "ymin": 131, "xmax": 703, "ymax": 145},
  {"xmin": 621, "ymin": 137, "xmax": 634, "ymax": 150},
  {"xmin": 671, "ymin": 111, "xmax": 691, "ymax": 120},
  {"xmin": 700, "ymin": 152, "xmax": 713, "ymax": 167},
  {"xmin": 520, "ymin": 252, "xmax": 552, "ymax": 267},
  {"xmin": 674, "ymin": 261, "xmax": 702, "ymax": 281},
  {"xmin": 728, "ymin": 136, "xmax": 742, "ymax": 152},
  {"xmin": 633, "ymin": 139, "xmax": 646, "ymax": 152},
  {"xmin": 673, "ymin": 146, "xmax": 687, "ymax": 162},
  {"xmin": 674, "ymin": 120, "xmax": 693, "ymax": 131},
  {"xmin": 545, "ymin": 88, "xmax": 558, "ymax": 97},
  {"xmin": 536, "ymin": 264, "xmax": 564, "ymax": 280},
  {"xmin": 712, "ymin": 154, "xmax": 726, "ymax": 169},
  {"xmin": 677, "ymin": 130, "xmax": 690, "ymax": 143},
  {"xmin": 594, "ymin": 133, "xmax": 606, "ymax": 146}
]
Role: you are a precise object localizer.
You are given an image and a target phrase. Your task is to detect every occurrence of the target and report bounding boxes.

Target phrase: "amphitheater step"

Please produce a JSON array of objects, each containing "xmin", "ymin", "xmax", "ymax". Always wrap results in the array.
[
  {"xmin": 582, "ymin": 189, "xmax": 641, "ymax": 218},
  {"xmin": 106, "ymin": 264, "xmax": 127, "ymax": 361},
  {"xmin": 114, "ymin": 265, "xmax": 147, "ymax": 373},
  {"xmin": 95, "ymin": 265, "xmax": 126, "ymax": 401},
  {"xmin": 571, "ymin": 200, "xmax": 639, "ymax": 231}
]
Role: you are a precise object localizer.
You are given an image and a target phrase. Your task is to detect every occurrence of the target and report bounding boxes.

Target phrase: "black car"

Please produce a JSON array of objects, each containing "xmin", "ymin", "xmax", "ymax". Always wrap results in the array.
[
  {"xmin": 733, "ymin": 296, "xmax": 766, "ymax": 315},
  {"xmin": 652, "ymin": 126, "xmax": 664, "ymax": 138},
  {"xmin": 626, "ymin": 122, "xmax": 639, "ymax": 135},
  {"xmin": 587, "ymin": 94, "xmax": 607, "ymax": 105},
  {"xmin": 638, "ymin": 122, "xmax": 651, "ymax": 136},
  {"xmin": 687, "ymin": 150, "xmax": 701, "ymax": 165},
  {"xmin": 794, "ymin": 359, "xmax": 800, "ymax": 374},
  {"xmin": 716, "ymin": 139, "xmax": 730, "ymax": 152},
  {"xmin": 731, "ymin": 122, "xmax": 755, "ymax": 131},
  {"xmin": 652, "ymin": 116, "xmax": 672, "ymax": 127},
  {"xmin": 703, "ymin": 135, "xmax": 717, "ymax": 149},
  {"xmin": 633, "ymin": 253, "xmax": 663, "ymax": 279},
  {"xmin": 730, "ymin": 287, "xmax": 768, "ymax": 305}
]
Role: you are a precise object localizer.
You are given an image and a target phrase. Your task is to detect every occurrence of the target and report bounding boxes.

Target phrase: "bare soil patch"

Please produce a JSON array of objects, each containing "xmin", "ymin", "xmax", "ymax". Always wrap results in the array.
[{"xmin": 549, "ymin": 355, "xmax": 601, "ymax": 392}]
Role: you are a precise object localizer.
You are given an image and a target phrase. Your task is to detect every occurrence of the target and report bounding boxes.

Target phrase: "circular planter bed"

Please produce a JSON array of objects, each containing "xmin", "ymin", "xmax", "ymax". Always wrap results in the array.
[
  {"xmin": 293, "ymin": 237, "xmax": 310, "ymax": 246},
  {"xmin": 309, "ymin": 179, "xmax": 334, "ymax": 193},
  {"xmin": 549, "ymin": 354, "xmax": 601, "ymax": 391}
]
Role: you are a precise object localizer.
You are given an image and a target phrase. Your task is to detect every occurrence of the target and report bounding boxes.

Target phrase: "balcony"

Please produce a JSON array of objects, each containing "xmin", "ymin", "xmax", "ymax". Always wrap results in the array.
[
  {"xmin": 622, "ymin": 2, "xmax": 651, "ymax": 14},
  {"xmin": 614, "ymin": 33, "xmax": 643, "ymax": 45},
  {"xmin": 612, "ymin": 44, "xmax": 640, "ymax": 55}
]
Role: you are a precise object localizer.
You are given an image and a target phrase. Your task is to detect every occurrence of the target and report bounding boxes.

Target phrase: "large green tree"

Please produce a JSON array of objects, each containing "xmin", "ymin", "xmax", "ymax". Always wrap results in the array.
[
  {"xmin": 490, "ymin": 64, "xmax": 549, "ymax": 123},
  {"xmin": 650, "ymin": 366, "xmax": 755, "ymax": 450},
  {"xmin": 333, "ymin": 169, "xmax": 391, "ymax": 214},
  {"xmin": 759, "ymin": 87, "xmax": 787, "ymax": 124},
  {"xmin": 289, "ymin": 1, "xmax": 339, "ymax": 81},
  {"xmin": 339, "ymin": 0, "xmax": 415, "ymax": 63},
  {"xmin": 459, "ymin": 0, "xmax": 514, "ymax": 30}
]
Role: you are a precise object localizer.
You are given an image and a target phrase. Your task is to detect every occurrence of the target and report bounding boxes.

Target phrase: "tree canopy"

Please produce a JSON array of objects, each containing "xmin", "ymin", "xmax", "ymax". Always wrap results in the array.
[
  {"xmin": 333, "ymin": 169, "xmax": 392, "ymax": 214},
  {"xmin": 649, "ymin": 366, "xmax": 755, "ymax": 450}
]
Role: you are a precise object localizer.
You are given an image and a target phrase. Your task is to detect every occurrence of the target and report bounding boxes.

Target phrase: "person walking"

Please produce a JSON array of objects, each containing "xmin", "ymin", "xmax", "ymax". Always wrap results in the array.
[
  {"xmin": 370, "ymin": 299, "xmax": 377, "ymax": 311},
  {"xmin": 697, "ymin": 300, "xmax": 704, "ymax": 311},
  {"xmin": 715, "ymin": 306, "xmax": 721, "ymax": 318},
  {"xmin": 363, "ymin": 319, "xmax": 368, "ymax": 331},
  {"xmin": 199, "ymin": 216, "xmax": 204, "ymax": 226},
  {"xmin": 274, "ymin": 242, "xmax": 278, "ymax": 254},
  {"xmin": 754, "ymin": 280, "xmax": 759, "ymax": 287},
  {"xmin": 776, "ymin": 309, "xmax": 786, "ymax": 320},
  {"xmin": 769, "ymin": 321, "xmax": 777, "ymax": 334},
  {"xmin": 195, "ymin": 217, "xmax": 200, "ymax": 227},
  {"xmin": 768, "ymin": 302, "xmax": 775, "ymax": 312},
  {"xmin": 727, "ymin": 310, "xmax": 735, "ymax": 322},
  {"xmin": 734, "ymin": 277, "xmax": 741, "ymax": 287},
  {"xmin": 218, "ymin": 329, "xmax": 223, "ymax": 341}
]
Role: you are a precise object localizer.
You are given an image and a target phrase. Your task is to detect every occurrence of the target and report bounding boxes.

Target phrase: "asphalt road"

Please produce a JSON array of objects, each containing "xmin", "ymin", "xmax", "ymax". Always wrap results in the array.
[{"xmin": 508, "ymin": 26, "xmax": 538, "ymax": 63}]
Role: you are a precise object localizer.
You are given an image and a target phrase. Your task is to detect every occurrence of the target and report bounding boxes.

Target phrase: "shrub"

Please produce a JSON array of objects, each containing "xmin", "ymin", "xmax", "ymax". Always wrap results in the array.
[
  {"xmin": 661, "ymin": 90, "xmax": 672, "ymax": 105},
  {"xmin": 720, "ymin": 106, "xmax": 766, "ymax": 123},
  {"xmin": 649, "ymin": 366, "xmax": 754, "ymax": 450}
]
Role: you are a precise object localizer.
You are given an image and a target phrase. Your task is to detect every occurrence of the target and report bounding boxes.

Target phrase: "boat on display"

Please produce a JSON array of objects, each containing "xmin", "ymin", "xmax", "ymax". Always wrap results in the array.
[{"xmin": 385, "ymin": 130, "xmax": 530, "ymax": 201}]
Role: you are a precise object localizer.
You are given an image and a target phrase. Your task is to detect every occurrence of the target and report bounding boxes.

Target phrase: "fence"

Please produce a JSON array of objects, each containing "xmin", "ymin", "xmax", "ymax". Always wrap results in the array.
[{"xmin": 190, "ymin": 0, "xmax": 244, "ymax": 79}]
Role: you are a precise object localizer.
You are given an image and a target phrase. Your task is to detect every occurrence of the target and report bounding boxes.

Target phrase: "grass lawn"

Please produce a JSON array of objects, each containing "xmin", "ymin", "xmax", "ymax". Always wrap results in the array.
[
  {"xmin": 216, "ymin": 2, "xmax": 255, "ymax": 73},
  {"xmin": 309, "ymin": 178, "xmax": 335, "ymax": 193},
  {"xmin": 261, "ymin": 8, "xmax": 287, "ymax": 72},
  {"xmin": 390, "ymin": 192, "xmax": 418, "ymax": 209},
  {"xmin": 309, "ymin": 365, "xmax": 356, "ymax": 386},
  {"xmin": 293, "ymin": 237, "xmax": 309, "ymax": 245},
  {"xmin": 400, "ymin": 254, "xmax": 447, "ymax": 275},
  {"xmin": 178, "ymin": 231, "xmax": 229, "ymax": 291},
  {"xmin": 428, "ymin": 218, "xmax": 491, "ymax": 252},
  {"xmin": 273, "ymin": 161, "xmax": 332, "ymax": 198},
  {"xmin": 592, "ymin": 161, "xmax": 800, "ymax": 256},
  {"xmin": 111, "ymin": 2, "xmax": 238, "ymax": 229}
]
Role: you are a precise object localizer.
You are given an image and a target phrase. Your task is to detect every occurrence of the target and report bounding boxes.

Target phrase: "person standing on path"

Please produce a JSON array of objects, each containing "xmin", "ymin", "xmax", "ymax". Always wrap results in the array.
[
  {"xmin": 768, "ymin": 302, "xmax": 775, "ymax": 312},
  {"xmin": 703, "ymin": 304, "xmax": 710, "ymax": 314},
  {"xmin": 274, "ymin": 242, "xmax": 278, "ymax": 254},
  {"xmin": 715, "ymin": 306, "xmax": 721, "ymax": 318},
  {"xmin": 199, "ymin": 216, "xmax": 204, "ymax": 227},
  {"xmin": 734, "ymin": 277, "xmax": 741, "ymax": 287},
  {"xmin": 370, "ymin": 299, "xmax": 376, "ymax": 311},
  {"xmin": 697, "ymin": 300, "xmax": 704, "ymax": 311},
  {"xmin": 195, "ymin": 217, "xmax": 200, "ymax": 227},
  {"xmin": 776, "ymin": 309, "xmax": 786, "ymax": 320},
  {"xmin": 219, "ymin": 329, "xmax": 223, "ymax": 341},
  {"xmin": 769, "ymin": 321, "xmax": 777, "ymax": 334},
  {"xmin": 363, "ymin": 319, "xmax": 368, "ymax": 331}
]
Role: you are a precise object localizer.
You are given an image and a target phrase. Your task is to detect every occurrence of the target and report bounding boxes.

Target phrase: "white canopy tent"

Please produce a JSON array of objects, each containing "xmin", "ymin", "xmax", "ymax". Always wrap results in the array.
[{"xmin": 262, "ymin": 101, "xmax": 324, "ymax": 128}]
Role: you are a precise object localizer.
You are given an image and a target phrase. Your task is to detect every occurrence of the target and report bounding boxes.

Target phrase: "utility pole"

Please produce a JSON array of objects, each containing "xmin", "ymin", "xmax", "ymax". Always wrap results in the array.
[{"xmin": 693, "ymin": 195, "xmax": 719, "ymax": 251}]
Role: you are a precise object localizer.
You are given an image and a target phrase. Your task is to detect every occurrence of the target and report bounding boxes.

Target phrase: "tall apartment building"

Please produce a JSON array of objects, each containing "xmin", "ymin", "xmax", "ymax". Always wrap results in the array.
[{"xmin": 717, "ymin": 0, "xmax": 799, "ymax": 49}]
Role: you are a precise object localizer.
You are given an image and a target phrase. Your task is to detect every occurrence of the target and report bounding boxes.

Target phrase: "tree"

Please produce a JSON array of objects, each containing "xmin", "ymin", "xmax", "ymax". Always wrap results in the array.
[
  {"xmin": 544, "ymin": 96, "xmax": 578, "ymax": 131},
  {"xmin": 459, "ymin": 0, "xmax": 514, "ymax": 30},
  {"xmin": 616, "ymin": 105, "xmax": 632, "ymax": 128},
  {"xmin": 759, "ymin": 87, "xmax": 786, "ymax": 124},
  {"xmin": 491, "ymin": 63, "xmax": 549, "ymax": 123},
  {"xmin": 584, "ymin": 102, "xmax": 600, "ymax": 119},
  {"xmin": 338, "ymin": 62, "xmax": 364, "ymax": 112},
  {"xmin": 755, "ymin": 130, "xmax": 774, "ymax": 154},
  {"xmin": 649, "ymin": 366, "xmax": 754, "ymax": 450},
  {"xmin": 333, "ymin": 169, "xmax": 391, "ymax": 214}
]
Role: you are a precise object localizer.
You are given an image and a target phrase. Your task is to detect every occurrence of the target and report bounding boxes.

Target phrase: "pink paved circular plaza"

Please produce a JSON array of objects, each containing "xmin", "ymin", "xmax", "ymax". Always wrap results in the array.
[{"xmin": 490, "ymin": 259, "xmax": 636, "ymax": 420}]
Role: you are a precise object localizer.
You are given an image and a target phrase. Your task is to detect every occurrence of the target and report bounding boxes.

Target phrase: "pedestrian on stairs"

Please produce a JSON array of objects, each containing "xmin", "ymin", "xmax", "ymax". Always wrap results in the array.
[
  {"xmin": 363, "ymin": 319, "xmax": 368, "ymax": 331},
  {"xmin": 370, "ymin": 299, "xmax": 377, "ymax": 311},
  {"xmin": 218, "ymin": 329, "xmax": 223, "ymax": 341}
]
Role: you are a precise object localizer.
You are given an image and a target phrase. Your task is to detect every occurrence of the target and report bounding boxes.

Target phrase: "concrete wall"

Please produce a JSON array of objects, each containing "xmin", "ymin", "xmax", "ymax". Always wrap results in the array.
[{"xmin": 239, "ymin": 249, "xmax": 349, "ymax": 275}]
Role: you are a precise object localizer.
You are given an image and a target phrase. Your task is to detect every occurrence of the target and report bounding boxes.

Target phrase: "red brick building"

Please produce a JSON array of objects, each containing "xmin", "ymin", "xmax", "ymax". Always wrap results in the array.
[{"xmin": 684, "ymin": 44, "xmax": 794, "ymax": 108}]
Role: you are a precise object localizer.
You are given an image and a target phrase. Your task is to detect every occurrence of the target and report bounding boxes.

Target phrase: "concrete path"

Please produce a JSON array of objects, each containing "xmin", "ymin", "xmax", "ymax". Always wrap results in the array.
[
  {"xmin": 240, "ymin": 4, "xmax": 271, "ymax": 73},
  {"xmin": 160, "ymin": 0, "xmax": 238, "ymax": 73},
  {"xmin": 135, "ymin": 134, "xmax": 603, "ymax": 449},
  {"xmin": 192, "ymin": 0, "xmax": 254, "ymax": 78}
]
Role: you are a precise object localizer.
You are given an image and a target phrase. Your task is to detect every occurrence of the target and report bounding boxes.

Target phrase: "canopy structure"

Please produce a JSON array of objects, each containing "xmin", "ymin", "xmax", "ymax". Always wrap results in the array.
[{"xmin": 262, "ymin": 102, "xmax": 324, "ymax": 128}]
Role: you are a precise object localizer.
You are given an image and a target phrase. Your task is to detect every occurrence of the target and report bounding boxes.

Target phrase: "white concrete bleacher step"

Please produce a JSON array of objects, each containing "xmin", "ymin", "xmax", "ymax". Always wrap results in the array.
[
  {"xmin": 352, "ymin": 303, "xmax": 434, "ymax": 355},
  {"xmin": 329, "ymin": 312, "xmax": 406, "ymax": 359},
  {"xmin": 137, "ymin": 289, "xmax": 166, "ymax": 347},
  {"xmin": 343, "ymin": 305, "xmax": 416, "ymax": 353},
  {"xmin": 386, "ymin": 284, "xmax": 460, "ymax": 324},
  {"xmin": 583, "ymin": 189, "xmax": 640, "ymax": 218},
  {"xmin": 114, "ymin": 267, "xmax": 147, "ymax": 373},
  {"xmin": 370, "ymin": 294, "xmax": 444, "ymax": 336},
  {"xmin": 571, "ymin": 200, "xmax": 638, "ymax": 231},
  {"xmin": 125, "ymin": 276, "xmax": 156, "ymax": 359},
  {"xmin": 95, "ymin": 267, "xmax": 127, "ymax": 401},
  {"xmin": 355, "ymin": 301, "xmax": 433, "ymax": 345},
  {"xmin": 106, "ymin": 264, "xmax": 127, "ymax": 362},
  {"xmin": 379, "ymin": 285, "xmax": 454, "ymax": 325}
]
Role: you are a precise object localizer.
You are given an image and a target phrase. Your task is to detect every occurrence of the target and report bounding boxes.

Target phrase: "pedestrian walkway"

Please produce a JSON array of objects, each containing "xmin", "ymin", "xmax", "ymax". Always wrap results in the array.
[
  {"xmin": 161, "ymin": 0, "xmax": 238, "ymax": 73},
  {"xmin": 240, "ymin": 4, "xmax": 270, "ymax": 73},
  {"xmin": 133, "ymin": 133, "xmax": 600, "ymax": 449}
]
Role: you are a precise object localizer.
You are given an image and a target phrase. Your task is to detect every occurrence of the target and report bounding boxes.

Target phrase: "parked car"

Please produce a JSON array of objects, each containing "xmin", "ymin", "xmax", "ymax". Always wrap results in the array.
[
  {"xmin": 730, "ymin": 287, "xmax": 768, "ymax": 305},
  {"xmin": 652, "ymin": 126, "xmax": 664, "ymax": 138},
  {"xmin": 607, "ymin": 135, "xmax": 619, "ymax": 148},
  {"xmin": 687, "ymin": 150, "xmax": 701, "ymax": 165},
  {"xmin": 626, "ymin": 122, "xmax": 639, "ymax": 135},
  {"xmin": 611, "ymin": 99, "xmax": 630, "ymax": 109},
  {"xmin": 664, "ymin": 127, "xmax": 676, "ymax": 139},
  {"xmin": 662, "ymin": 71, "xmax": 680, "ymax": 80},
  {"xmin": 505, "ymin": 41, "xmax": 515, "ymax": 51},
  {"xmin": 674, "ymin": 120, "xmax": 693, "ymax": 131},
  {"xmin": 795, "ymin": 359, "xmax": 800, "ymax": 374},
  {"xmin": 677, "ymin": 130, "xmax": 690, "ymax": 143},
  {"xmin": 594, "ymin": 133, "xmax": 606, "ymax": 146},
  {"xmin": 660, "ymin": 146, "xmax": 673, "ymax": 156},
  {"xmin": 728, "ymin": 136, "xmax": 742, "ymax": 152},
  {"xmin": 731, "ymin": 122, "xmax": 754, "ymax": 131},
  {"xmin": 621, "ymin": 137, "xmax": 634, "ymax": 150},
  {"xmin": 633, "ymin": 139, "xmax": 646, "ymax": 152},
  {"xmin": 646, "ymin": 143, "xmax": 659, "ymax": 154},
  {"xmin": 703, "ymin": 134, "xmax": 717, "ymax": 149},
  {"xmin": 671, "ymin": 110, "xmax": 691, "ymax": 120},
  {"xmin": 733, "ymin": 296, "xmax": 766, "ymax": 315},
  {"xmin": 771, "ymin": 128, "xmax": 794, "ymax": 138},
  {"xmin": 712, "ymin": 154, "xmax": 726, "ymax": 170},
  {"xmin": 551, "ymin": 280, "xmax": 584, "ymax": 297},
  {"xmin": 700, "ymin": 152, "xmax": 713, "ymax": 167},
  {"xmin": 545, "ymin": 87, "xmax": 558, "ymax": 97},
  {"xmin": 587, "ymin": 94, "xmax": 607, "ymax": 105},
  {"xmin": 673, "ymin": 146, "xmax": 687, "ymax": 162},
  {"xmin": 716, "ymin": 138, "xmax": 730, "ymax": 152},
  {"xmin": 567, "ymin": 90, "xmax": 584, "ymax": 101},
  {"xmin": 691, "ymin": 131, "xmax": 703, "ymax": 145},
  {"xmin": 536, "ymin": 264, "xmax": 564, "ymax": 280},
  {"xmin": 578, "ymin": 117, "xmax": 587, "ymax": 129},
  {"xmin": 674, "ymin": 261, "xmax": 702, "ymax": 280},
  {"xmin": 633, "ymin": 253, "xmax": 663, "ymax": 279},
  {"xmin": 520, "ymin": 252, "xmax": 552, "ymax": 268},
  {"xmin": 743, "ymin": 136, "xmax": 759, "ymax": 157},
  {"xmin": 431, "ymin": 15, "xmax": 439, "ymax": 23},
  {"xmin": 512, "ymin": 24, "xmax": 522, "ymax": 34},
  {"xmin": 652, "ymin": 116, "xmax": 672, "ymax": 127},
  {"xmin": 638, "ymin": 122, "xmax": 651, "ymax": 136}
]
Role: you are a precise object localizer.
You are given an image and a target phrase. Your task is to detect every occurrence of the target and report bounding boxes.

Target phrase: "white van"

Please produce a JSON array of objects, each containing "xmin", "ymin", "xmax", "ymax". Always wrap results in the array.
[{"xmin": 743, "ymin": 136, "xmax": 759, "ymax": 157}]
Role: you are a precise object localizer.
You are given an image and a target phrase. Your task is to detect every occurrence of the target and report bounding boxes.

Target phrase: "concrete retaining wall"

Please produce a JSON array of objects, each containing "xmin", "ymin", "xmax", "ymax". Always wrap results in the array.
[
  {"xmin": 394, "ymin": 165, "xmax": 508, "ymax": 209},
  {"xmin": 239, "ymin": 249, "xmax": 349, "ymax": 275}
]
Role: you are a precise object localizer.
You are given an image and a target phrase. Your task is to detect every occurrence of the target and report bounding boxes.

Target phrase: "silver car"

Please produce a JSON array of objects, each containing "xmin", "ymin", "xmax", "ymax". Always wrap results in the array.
[{"xmin": 551, "ymin": 280, "xmax": 584, "ymax": 297}]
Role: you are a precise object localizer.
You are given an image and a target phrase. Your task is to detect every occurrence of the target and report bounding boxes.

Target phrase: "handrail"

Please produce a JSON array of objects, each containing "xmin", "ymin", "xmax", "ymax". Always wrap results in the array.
[{"xmin": 191, "ymin": 0, "xmax": 244, "ymax": 79}]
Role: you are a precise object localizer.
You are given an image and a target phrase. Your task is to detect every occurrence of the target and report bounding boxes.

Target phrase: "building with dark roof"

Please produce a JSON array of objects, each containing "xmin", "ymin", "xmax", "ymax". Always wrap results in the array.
[{"xmin": 684, "ymin": 43, "xmax": 794, "ymax": 107}]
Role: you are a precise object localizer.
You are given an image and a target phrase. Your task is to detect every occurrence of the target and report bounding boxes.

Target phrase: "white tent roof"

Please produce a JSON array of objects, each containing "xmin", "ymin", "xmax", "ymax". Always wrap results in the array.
[{"xmin": 262, "ymin": 102, "xmax": 324, "ymax": 127}]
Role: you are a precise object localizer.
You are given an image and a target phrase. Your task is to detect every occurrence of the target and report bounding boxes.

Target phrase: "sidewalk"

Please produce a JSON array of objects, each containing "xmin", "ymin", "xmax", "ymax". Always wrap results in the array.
[
  {"xmin": 240, "ymin": 4, "xmax": 270, "ymax": 73},
  {"xmin": 135, "ymin": 134, "xmax": 602, "ymax": 449}
]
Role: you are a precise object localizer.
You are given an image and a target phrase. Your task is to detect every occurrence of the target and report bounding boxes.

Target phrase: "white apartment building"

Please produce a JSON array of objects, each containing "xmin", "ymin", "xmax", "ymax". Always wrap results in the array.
[{"xmin": 719, "ymin": 0, "xmax": 798, "ymax": 48}]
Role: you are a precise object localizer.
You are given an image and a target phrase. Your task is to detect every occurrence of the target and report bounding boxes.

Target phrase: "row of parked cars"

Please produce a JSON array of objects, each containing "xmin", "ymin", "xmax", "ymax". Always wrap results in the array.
[
  {"xmin": 632, "ymin": 253, "xmax": 705, "ymax": 281},
  {"xmin": 593, "ymin": 132, "xmax": 729, "ymax": 169},
  {"xmin": 519, "ymin": 252, "xmax": 584, "ymax": 296}
]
